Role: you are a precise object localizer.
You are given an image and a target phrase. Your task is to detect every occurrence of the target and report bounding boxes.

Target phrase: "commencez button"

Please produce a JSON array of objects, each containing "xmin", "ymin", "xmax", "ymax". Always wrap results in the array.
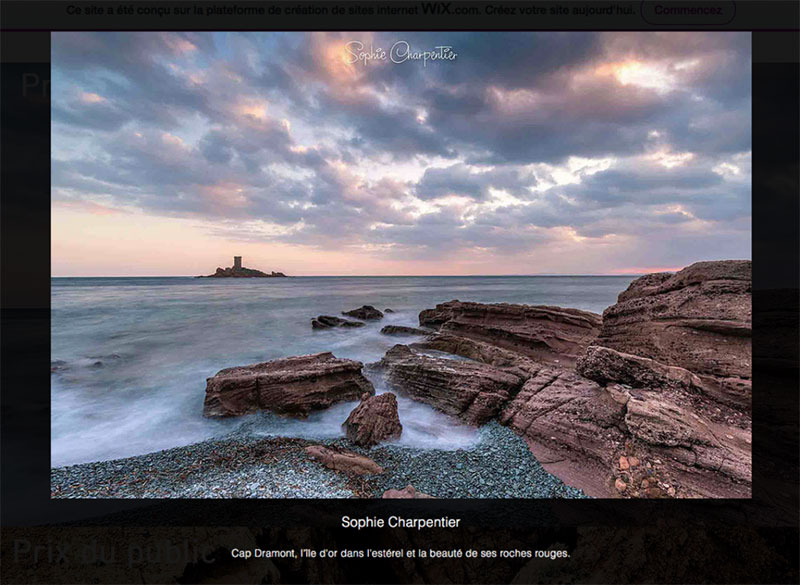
[{"xmin": 641, "ymin": 1, "xmax": 736, "ymax": 25}]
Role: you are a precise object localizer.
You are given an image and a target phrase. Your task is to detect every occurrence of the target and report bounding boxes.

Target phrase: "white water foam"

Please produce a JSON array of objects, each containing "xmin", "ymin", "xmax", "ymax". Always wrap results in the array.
[{"xmin": 50, "ymin": 275, "xmax": 633, "ymax": 466}]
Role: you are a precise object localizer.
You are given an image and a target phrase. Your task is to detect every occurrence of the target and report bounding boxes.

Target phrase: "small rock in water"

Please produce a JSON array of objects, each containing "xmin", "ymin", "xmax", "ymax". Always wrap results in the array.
[
  {"xmin": 312, "ymin": 315, "xmax": 365, "ymax": 329},
  {"xmin": 342, "ymin": 305, "xmax": 383, "ymax": 320},
  {"xmin": 342, "ymin": 393, "xmax": 403, "ymax": 447}
]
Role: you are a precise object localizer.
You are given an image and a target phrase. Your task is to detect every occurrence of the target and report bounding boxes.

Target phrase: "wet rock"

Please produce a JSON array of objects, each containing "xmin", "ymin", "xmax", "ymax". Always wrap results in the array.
[
  {"xmin": 304, "ymin": 445, "xmax": 383, "ymax": 475},
  {"xmin": 51, "ymin": 354, "xmax": 123, "ymax": 372},
  {"xmin": 380, "ymin": 325, "xmax": 432, "ymax": 336},
  {"xmin": 377, "ymin": 345, "xmax": 524, "ymax": 425},
  {"xmin": 342, "ymin": 305, "xmax": 383, "ymax": 320},
  {"xmin": 311, "ymin": 315, "xmax": 365, "ymax": 329},
  {"xmin": 418, "ymin": 301, "xmax": 601, "ymax": 366},
  {"xmin": 382, "ymin": 484, "xmax": 434, "ymax": 499},
  {"xmin": 342, "ymin": 393, "xmax": 403, "ymax": 447},
  {"xmin": 384, "ymin": 308, "xmax": 395, "ymax": 313},
  {"xmin": 203, "ymin": 352, "xmax": 374, "ymax": 418}
]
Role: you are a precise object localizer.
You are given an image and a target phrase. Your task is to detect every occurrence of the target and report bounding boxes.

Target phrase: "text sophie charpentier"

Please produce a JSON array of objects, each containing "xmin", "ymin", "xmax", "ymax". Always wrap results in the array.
[
  {"xmin": 341, "ymin": 515, "xmax": 462, "ymax": 529},
  {"xmin": 344, "ymin": 40, "xmax": 458, "ymax": 67}
]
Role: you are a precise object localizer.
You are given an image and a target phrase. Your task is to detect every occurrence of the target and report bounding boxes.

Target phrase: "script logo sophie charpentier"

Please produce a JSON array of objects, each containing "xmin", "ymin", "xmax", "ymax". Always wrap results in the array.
[{"xmin": 344, "ymin": 40, "xmax": 458, "ymax": 67}]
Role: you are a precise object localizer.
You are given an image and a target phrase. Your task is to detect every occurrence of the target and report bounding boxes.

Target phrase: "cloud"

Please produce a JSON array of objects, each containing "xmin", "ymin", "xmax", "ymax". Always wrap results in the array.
[{"xmin": 51, "ymin": 32, "xmax": 751, "ymax": 272}]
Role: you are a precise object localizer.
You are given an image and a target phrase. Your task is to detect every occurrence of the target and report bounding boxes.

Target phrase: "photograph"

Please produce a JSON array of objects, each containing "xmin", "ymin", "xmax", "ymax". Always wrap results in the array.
[{"xmin": 50, "ymin": 31, "xmax": 752, "ymax": 500}]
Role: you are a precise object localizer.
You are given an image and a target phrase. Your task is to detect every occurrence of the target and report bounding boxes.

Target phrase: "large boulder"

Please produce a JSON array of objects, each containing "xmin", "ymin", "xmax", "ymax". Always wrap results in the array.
[
  {"xmin": 594, "ymin": 260, "xmax": 751, "ymax": 407},
  {"xmin": 418, "ymin": 301, "xmax": 601, "ymax": 366},
  {"xmin": 377, "ymin": 345, "xmax": 524, "ymax": 425},
  {"xmin": 342, "ymin": 393, "xmax": 403, "ymax": 447},
  {"xmin": 342, "ymin": 305, "xmax": 383, "ymax": 320},
  {"xmin": 304, "ymin": 445, "xmax": 384, "ymax": 475},
  {"xmin": 203, "ymin": 352, "xmax": 374, "ymax": 418},
  {"xmin": 311, "ymin": 315, "xmax": 365, "ymax": 329}
]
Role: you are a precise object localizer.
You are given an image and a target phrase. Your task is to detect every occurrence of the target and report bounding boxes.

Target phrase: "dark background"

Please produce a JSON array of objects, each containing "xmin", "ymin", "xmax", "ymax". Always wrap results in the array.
[{"xmin": 1, "ymin": 3, "xmax": 798, "ymax": 583}]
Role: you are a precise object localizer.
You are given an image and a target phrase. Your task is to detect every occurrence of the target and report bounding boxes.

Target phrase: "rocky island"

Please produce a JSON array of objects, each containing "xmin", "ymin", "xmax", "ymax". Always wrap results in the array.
[{"xmin": 198, "ymin": 256, "xmax": 287, "ymax": 278}]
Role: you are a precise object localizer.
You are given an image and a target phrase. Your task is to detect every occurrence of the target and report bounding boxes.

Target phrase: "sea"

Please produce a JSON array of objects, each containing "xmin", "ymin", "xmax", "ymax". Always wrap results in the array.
[{"xmin": 51, "ymin": 275, "xmax": 636, "ymax": 467}]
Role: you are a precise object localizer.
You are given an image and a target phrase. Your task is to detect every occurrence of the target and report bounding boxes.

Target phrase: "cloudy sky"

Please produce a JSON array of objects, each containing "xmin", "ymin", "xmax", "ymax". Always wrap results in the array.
[{"xmin": 51, "ymin": 32, "xmax": 751, "ymax": 276}]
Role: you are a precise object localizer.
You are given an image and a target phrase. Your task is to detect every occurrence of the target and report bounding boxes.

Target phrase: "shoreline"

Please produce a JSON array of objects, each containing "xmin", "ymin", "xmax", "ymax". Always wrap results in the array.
[{"xmin": 51, "ymin": 421, "xmax": 589, "ymax": 500}]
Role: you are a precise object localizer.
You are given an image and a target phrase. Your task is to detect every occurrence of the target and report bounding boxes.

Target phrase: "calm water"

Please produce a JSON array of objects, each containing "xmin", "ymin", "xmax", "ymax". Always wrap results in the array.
[{"xmin": 51, "ymin": 275, "xmax": 635, "ymax": 467}]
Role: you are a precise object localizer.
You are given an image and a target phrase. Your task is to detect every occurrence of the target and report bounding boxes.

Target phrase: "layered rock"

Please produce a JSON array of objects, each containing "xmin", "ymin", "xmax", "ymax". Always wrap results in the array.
[
  {"xmin": 538, "ymin": 260, "xmax": 753, "ymax": 497},
  {"xmin": 311, "ymin": 315, "xmax": 365, "ymax": 329},
  {"xmin": 304, "ymin": 445, "xmax": 383, "ymax": 475},
  {"xmin": 500, "ymin": 369, "xmax": 751, "ymax": 497},
  {"xmin": 380, "ymin": 325, "xmax": 432, "ymax": 336},
  {"xmin": 594, "ymin": 260, "xmax": 751, "ymax": 407},
  {"xmin": 376, "ymin": 345, "xmax": 524, "ymax": 425},
  {"xmin": 418, "ymin": 301, "xmax": 601, "ymax": 366},
  {"xmin": 412, "ymin": 334, "xmax": 543, "ymax": 379},
  {"xmin": 342, "ymin": 305, "xmax": 383, "ymax": 320},
  {"xmin": 499, "ymin": 369, "xmax": 627, "ymax": 496},
  {"xmin": 397, "ymin": 261, "xmax": 753, "ymax": 498},
  {"xmin": 342, "ymin": 393, "xmax": 403, "ymax": 447},
  {"xmin": 577, "ymin": 346, "xmax": 703, "ymax": 392},
  {"xmin": 203, "ymin": 352, "xmax": 374, "ymax": 418}
]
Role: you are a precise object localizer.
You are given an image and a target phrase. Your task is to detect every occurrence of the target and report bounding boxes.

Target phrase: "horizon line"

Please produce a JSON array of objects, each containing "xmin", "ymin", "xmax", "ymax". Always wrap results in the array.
[{"xmin": 51, "ymin": 273, "xmax": 645, "ymax": 278}]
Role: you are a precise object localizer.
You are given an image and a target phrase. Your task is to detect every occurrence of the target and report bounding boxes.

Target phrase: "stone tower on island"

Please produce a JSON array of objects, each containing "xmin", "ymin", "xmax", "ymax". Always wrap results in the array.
[{"xmin": 198, "ymin": 256, "xmax": 286, "ymax": 278}]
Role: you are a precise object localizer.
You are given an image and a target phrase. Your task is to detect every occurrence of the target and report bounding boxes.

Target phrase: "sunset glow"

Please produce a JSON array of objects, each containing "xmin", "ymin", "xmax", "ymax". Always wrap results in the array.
[{"xmin": 51, "ymin": 32, "xmax": 751, "ymax": 276}]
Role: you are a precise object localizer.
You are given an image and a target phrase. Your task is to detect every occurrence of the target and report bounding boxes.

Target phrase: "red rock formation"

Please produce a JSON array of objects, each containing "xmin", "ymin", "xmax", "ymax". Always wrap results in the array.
[
  {"xmin": 554, "ymin": 260, "xmax": 753, "ymax": 497},
  {"xmin": 500, "ymin": 367, "xmax": 751, "ymax": 498},
  {"xmin": 377, "ymin": 345, "xmax": 524, "ymax": 425},
  {"xmin": 403, "ymin": 261, "xmax": 752, "ymax": 498},
  {"xmin": 203, "ymin": 352, "xmax": 374, "ymax": 418},
  {"xmin": 418, "ymin": 301, "xmax": 601, "ymax": 366},
  {"xmin": 342, "ymin": 393, "xmax": 403, "ymax": 447},
  {"xmin": 499, "ymin": 368, "xmax": 627, "ymax": 497},
  {"xmin": 594, "ymin": 260, "xmax": 751, "ymax": 408}
]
